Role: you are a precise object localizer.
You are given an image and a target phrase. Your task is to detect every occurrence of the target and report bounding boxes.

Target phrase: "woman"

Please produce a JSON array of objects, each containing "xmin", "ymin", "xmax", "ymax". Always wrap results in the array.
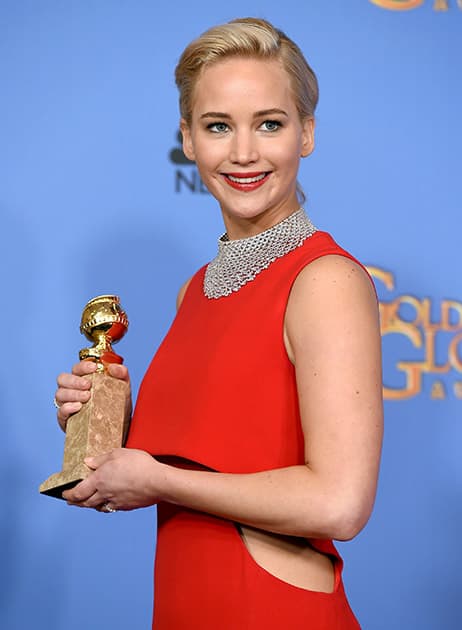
[{"xmin": 55, "ymin": 17, "xmax": 383, "ymax": 629}]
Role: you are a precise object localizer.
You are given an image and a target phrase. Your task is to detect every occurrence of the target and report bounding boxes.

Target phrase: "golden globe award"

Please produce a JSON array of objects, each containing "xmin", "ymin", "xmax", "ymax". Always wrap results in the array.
[{"xmin": 39, "ymin": 295, "xmax": 131, "ymax": 499}]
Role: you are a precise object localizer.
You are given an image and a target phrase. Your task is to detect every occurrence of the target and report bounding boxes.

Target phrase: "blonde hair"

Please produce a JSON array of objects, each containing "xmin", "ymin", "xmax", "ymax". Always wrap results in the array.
[{"xmin": 175, "ymin": 17, "xmax": 319, "ymax": 126}]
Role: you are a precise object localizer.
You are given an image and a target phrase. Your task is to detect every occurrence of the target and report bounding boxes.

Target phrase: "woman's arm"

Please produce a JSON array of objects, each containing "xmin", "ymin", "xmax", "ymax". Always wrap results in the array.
[{"xmin": 64, "ymin": 255, "xmax": 383, "ymax": 541}]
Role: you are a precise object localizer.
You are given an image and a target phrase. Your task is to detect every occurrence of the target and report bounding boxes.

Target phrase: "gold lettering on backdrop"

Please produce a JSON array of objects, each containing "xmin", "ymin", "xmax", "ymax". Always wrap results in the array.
[
  {"xmin": 367, "ymin": 266, "xmax": 395, "ymax": 290},
  {"xmin": 370, "ymin": 0, "xmax": 461, "ymax": 9},
  {"xmin": 367, "ymin": 267, "xmax": 462, "ymax": 400},
  {"xmin": 434, "ymin": 0, "xmax": 449, "ymax": 9},
  {"xmin": 449, "ymin": 332, "xmax": 462, "ymax": 371},
  {"xmin": 369, "ymin": 0, "xmax": 425, "ymax": 9},
  {"xmin": 454, "ymin": 382, "xmax": 462, "ymax": 399},
  {"xmin": 431, "ymin": 381, "xmax": 446, "ymax": 399}
]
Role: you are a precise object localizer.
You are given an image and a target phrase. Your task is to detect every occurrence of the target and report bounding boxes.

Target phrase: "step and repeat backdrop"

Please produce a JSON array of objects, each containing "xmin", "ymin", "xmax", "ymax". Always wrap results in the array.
[{"xmin": 1, "ymin": 1, "xmax": 460, "ymax": 628}]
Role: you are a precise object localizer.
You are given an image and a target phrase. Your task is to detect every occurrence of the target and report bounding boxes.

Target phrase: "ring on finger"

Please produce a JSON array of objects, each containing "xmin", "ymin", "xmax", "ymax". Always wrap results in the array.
[
  {"xmin": 101, "ymin": 502, "xmax": 117, "ymax": 513},
  {"xmin": 53, "ymin": 396, "xmax": 61, "ymax": 409}
]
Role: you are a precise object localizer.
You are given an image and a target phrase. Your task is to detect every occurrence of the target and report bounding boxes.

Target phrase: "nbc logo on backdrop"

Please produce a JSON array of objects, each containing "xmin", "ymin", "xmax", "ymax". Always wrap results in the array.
[
  {"xmin": 169, "ymin": 129, "xmax": 209, "ymax": 195},
  {"xmin": 370, "ymin": 0, "xmax": 461, "ymax": 9}
]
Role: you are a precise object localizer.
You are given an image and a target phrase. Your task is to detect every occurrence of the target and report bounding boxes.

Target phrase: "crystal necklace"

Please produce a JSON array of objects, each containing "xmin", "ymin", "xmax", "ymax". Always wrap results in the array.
[{"xmin": 203, "ymin": 208, "xmax": 317, "ymax": 299}]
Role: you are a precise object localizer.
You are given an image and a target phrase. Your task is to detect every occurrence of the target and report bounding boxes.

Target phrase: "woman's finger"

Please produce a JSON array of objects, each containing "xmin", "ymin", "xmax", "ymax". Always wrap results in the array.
[
  {"xmin": 55, "ymin": 386, "xmax": 91, "ymax": 405},
  {"xmin": 56, "ymin": 401, "xmax": 83, "ymax": 431},
  {"xmin": 54, "ymin": 380, "xmax": 92, "ymax": 430},
  {"xmin": 55, "ymin": 386, "xmax": 91, "ymax": 406},
  {"xmin": 106, "ymin": 363, "xmax": 130, "ymax": 382},
  {"xmin": 68, "ymin": 491, "xmax": 106, "ymax": 510},
  {"xmin": 62, "ymin": 475, "xmax": 98, "ymax": 503},
  {"xmin": 54, "ymin": 383, "xmax": 92, "ymax": 431},
  {"xmin": 71, "ymin": 360, "xmax": 98, "ymax": 377},
  {"xmin": 56, "ymin": 371, "xmax": 93, "ymax": 391}
]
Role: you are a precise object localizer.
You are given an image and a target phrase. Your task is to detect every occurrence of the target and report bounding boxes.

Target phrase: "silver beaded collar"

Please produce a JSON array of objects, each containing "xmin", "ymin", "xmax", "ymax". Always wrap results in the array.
[{"xmin": 203, "ymin": 208, "xmax": 317, "ymax": 299}]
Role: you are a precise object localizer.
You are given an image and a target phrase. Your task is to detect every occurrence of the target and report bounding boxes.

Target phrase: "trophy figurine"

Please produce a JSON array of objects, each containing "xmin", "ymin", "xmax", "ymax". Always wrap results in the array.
[{"xmin": 39, "ymin": 295, "xmax": 131, "ymax": 499}]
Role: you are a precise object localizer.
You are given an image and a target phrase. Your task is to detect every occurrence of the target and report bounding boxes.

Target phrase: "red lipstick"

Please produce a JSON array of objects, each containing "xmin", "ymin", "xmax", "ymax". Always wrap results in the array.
[{"xmin": 223, "ymin": 171, "xmax": 270, "ymax": 192}]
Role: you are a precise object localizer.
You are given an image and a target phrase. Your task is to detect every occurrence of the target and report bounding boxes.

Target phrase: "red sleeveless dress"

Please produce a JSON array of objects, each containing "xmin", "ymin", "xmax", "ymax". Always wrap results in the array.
[{"xmin": 127, "ymin": 230, "xmax": 362, "ymax": 629}]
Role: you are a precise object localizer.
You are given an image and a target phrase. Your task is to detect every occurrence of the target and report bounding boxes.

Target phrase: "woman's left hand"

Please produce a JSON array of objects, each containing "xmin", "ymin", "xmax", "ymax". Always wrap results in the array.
[{"xmin": 62, "ymin": 448, "xmax": 163, "ymax": 511}]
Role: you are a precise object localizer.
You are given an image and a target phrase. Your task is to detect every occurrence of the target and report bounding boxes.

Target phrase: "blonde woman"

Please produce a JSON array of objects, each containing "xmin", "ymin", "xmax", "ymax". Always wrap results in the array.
[{"xmin": 56, "ymin": 17, "xmax": 383, "ymax": 629}]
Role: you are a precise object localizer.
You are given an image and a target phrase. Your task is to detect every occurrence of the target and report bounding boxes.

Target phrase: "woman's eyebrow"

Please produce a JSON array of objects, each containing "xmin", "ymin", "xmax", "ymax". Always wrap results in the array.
[
  {"xmin": 200, "ymin": 108, "xmax": 288, "ymax": 120},
  {"xmin": 254, "ymin": 108, "xmax": 288, "ymax": 117},
  {"xmin": 200, "ymin": 112, "xmax": 231, "ymax": 119}
]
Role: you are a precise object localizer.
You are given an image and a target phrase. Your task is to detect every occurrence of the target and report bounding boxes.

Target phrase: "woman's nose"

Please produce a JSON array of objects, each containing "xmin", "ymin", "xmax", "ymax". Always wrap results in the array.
[{"xmin": 229, "ymin": 131, "xmax": 259, "ymax": 165}]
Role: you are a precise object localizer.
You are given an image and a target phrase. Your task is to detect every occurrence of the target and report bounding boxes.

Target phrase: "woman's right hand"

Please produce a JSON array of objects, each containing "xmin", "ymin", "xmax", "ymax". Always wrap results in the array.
[{"xmin": 54, "ymin": 361, "xmax": 130, "ymax": 431}]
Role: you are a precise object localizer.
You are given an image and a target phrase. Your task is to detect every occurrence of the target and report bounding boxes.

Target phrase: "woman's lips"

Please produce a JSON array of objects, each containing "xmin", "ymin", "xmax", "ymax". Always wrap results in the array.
[{"xmin": 222, "ymin": 171, "xmax": 270, "ymax": 191}]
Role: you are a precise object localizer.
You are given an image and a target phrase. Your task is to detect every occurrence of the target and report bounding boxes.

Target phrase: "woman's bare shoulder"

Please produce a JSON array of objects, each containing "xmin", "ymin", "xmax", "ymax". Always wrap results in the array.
[
  {"xmin": 294, "ymin": 253, "xmax": 373, "ymax": 292},
  {"xmin": 284, "ymin": 254, "xmax": 379, "ymax": 363},
  {"xmin": 176, "ymin": 276, "xmax": 193, "ymax": 311}
]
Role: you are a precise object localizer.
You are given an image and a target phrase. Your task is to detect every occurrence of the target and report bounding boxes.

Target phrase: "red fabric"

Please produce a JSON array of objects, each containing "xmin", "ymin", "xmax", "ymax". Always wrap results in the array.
[
  {"xmin": 127, "ymin": 231, "xmax": 363, "ymax": 628},
  {"xmin": 153, "ymin": 505, "xmax": 359, "ymax": 629}
]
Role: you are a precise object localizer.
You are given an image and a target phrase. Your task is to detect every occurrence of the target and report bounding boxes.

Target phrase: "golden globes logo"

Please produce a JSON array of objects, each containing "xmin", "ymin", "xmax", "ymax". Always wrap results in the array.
[
  {"xmin": 370, "ymin": 0, "xmax": 424, "ymax": 8},
  {"xmin": 369, "ymin": 267, "xmax": 462, "ymax": 401},
  {"xmin": 370, "ymin": 0, "xmax": 462, "ymax": 9}
]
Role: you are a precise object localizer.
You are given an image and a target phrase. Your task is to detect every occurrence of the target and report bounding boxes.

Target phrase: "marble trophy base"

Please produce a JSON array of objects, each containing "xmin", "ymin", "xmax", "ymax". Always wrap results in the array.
[{"xmin": 40, "ymin": 372, "xmax": 131, "ymax": 499}]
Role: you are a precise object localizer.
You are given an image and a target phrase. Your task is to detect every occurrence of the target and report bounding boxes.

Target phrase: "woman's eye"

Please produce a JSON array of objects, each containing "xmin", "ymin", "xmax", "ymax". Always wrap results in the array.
[
  {"xmin": 207, "ymin": 122, "xmax": 229, "ymax": 133},
  {"xmin": 261, "ymin": 120, "xmax": 282, "ymax": 132}
]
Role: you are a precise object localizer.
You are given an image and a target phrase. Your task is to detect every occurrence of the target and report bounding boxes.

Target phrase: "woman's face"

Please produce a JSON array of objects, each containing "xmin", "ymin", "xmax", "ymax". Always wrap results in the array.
[{"xmin": 181, "ymin": 57, "xmax": 314, "ymax": 238}]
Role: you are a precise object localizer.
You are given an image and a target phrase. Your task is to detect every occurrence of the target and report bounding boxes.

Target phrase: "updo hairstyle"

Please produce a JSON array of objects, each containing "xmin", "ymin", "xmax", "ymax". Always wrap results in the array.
[{"xmin": 175, "ymin": 17, "xmax": 319, "ymax": 126}]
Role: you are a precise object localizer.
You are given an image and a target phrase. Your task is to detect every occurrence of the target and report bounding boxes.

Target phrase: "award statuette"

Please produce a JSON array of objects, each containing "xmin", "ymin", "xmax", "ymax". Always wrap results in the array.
[{"xmin": 39, "ymin": 295, "xmax": 131, "ymax": 499}]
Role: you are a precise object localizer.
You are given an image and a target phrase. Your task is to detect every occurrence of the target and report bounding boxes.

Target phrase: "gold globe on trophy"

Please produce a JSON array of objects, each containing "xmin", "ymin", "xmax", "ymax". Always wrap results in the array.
[
  {"xmin": 79, "ymin": 295, "xmax": 129, "ymax": 365},
  {"xmin": 39, "ymin": 295, "xmax": 132, "ymax": 499}
]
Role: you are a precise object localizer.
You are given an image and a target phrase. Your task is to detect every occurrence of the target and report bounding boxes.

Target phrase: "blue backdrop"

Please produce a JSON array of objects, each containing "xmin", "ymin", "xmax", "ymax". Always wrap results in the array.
[{"xmin": 1, "ymin": 1, "xmax": 461, "ymax": 628}]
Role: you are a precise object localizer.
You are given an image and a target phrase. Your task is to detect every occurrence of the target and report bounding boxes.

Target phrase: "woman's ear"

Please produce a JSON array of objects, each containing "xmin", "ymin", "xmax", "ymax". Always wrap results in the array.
[
  {"xmin": 180, "ymin": 119, "xmax": 195, "ymax": 161},
  {"xmin": 301, "ymin": 117, "xmax": 315, "ymax": 158}
]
